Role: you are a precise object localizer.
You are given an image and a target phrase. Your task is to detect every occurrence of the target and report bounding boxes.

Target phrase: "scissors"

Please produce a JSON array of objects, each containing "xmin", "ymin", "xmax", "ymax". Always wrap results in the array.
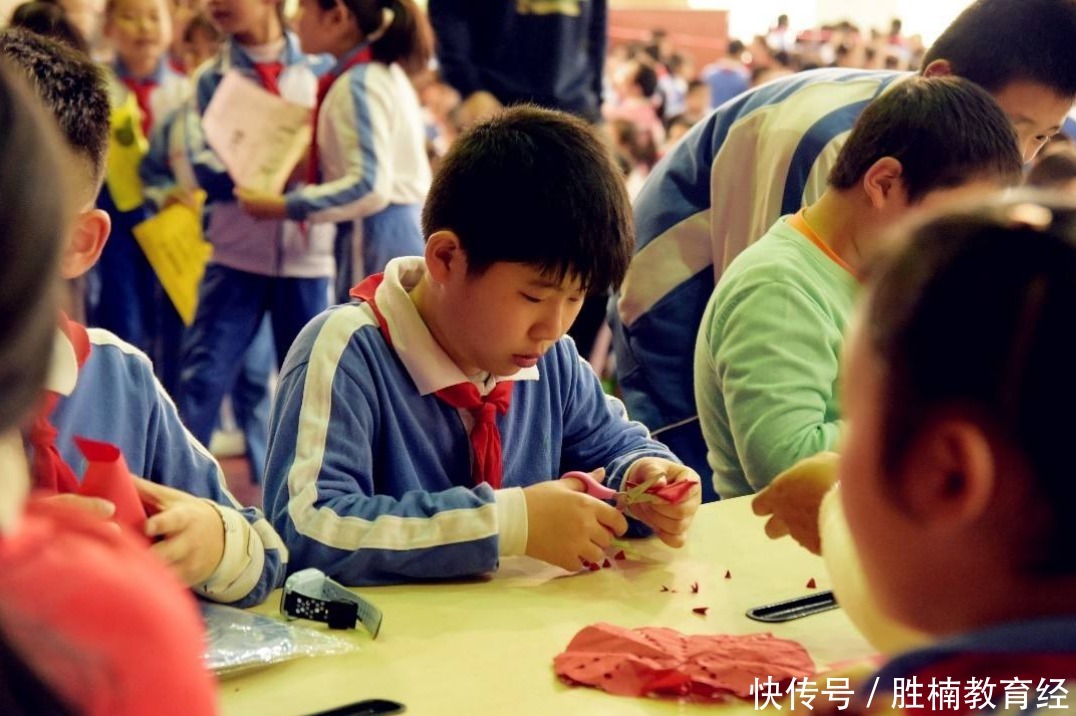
[{"xmin": 560, "ymin": 470, "xmax": 668, "ymax": 516}]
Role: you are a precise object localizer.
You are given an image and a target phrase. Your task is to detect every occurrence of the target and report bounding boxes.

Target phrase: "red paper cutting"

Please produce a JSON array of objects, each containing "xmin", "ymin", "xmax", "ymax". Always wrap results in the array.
[
  {"xmin": 554, "ymin": 623, "xmax": 815, "ymax": 701},
  {"xmin": 692, "ymin": 607, "xmax": 708, "ymax": 616},
  {"xmin": 588, "ymin": 562, "xmax": 601, "ymax": 572},
  {"xmin": 690, "ymin": 581, "xmax": 699, "ymax": 594},
  {"xmin": 806, "ymin": 578, "xmax": 817, "ymax": 589},
  {"xmin": 650, "ymin": 480, "xmax": 695, "ymax": 504},
  {"xmin": 614, "ymin": 550, "xmax": 626, "ymax": 561},
  {"xmin": 602, "ymin": 558, "xmax": 612, "ymax": 569},
  {"xmin": 74, "ymin": 437, "xmax": 148, "ymax": 535},
  {"xmin": 724, "ymin": 570, "xmax": 732, "ymax": 579}
]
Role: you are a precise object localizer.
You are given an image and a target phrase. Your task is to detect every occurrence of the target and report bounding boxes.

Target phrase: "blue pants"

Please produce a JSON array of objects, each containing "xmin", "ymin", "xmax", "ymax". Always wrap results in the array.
[
  {"xmin": 334, "ymin": 204, "xmax": 423, "ymax": 301},
  {"xmin": 230, "ymin": 318, "xmax": 274, "ymax": 484},
  {"xmin": 177, "ymin": 265, "xmax": 329, "ymax": 464}
]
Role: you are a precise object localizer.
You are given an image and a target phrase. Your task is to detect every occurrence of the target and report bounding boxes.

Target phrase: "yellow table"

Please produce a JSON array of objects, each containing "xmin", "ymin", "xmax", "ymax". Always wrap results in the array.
[{"xmin": 220, "ymin": 497, "xmax": 875, "ymax": 715}]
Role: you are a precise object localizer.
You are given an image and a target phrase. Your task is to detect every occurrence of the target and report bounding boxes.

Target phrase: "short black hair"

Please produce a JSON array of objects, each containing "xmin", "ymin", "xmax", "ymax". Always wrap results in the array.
[
  {"xmin": 0, "ymin": 29, "xmax": 109, "ymax": 190},
  {"xmin": 864, "ymin": 195, "xmax": 1076, "ymax": 574},
  {"xmin": 422, "ymin": 105, "xmax": 633, "ymax": 294},
  {"xmin": 923, "ymin": 0, "xmax": 1076, "ymax": 99},
  {"xmin": 0, "ymin": 59, "xmax": 69, "ymax": 433},
  {"xmin": 9, "ymin": 1, "xmax": 89, "ymax": 54},
  {"xmin": 632, "ymin": 62, "xmax": 658, "ymax": 97},
  {"xmin": 829, "ymin": 77, "xmax": 1023, "ymax": 202}
]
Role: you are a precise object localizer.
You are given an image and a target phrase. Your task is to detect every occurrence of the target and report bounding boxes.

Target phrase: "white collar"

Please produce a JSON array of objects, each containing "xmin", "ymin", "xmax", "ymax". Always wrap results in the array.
[
  {"xmin": 44, "ymin": 328, "xmax": 79, "ymax": 397},
  {"xmin": 373, "ymin": 257, "xmax": 541, "ymax": 396}
]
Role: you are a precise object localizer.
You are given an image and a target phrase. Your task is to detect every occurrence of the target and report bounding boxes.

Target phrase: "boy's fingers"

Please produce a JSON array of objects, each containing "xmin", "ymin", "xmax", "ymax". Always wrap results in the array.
[
  {"xmin": 595, "ymin": 503, "xmax": 628, "ymax": 536},
  {"xmin": 145, "ymin": 508, "xmax": 187, "ymax": 538},
  {"xmin": 764, "ymin": 515, "xmax": 791, "ymax": 540},
  {"xmin": 45, "ymin": 493, "xmax": 116, "ymax": 519},
  {"xmin": 752, "ymin": 487, "xmax": 775, "ymax": 516}
]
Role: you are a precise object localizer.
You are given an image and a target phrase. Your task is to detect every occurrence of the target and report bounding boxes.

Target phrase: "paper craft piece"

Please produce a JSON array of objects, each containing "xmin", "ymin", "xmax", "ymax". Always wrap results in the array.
[
  {"xmin": 202, "ymin": 71, "xmax": 312, "ymax": 194},
  {"xmin": 614, "ymin": 550, "xmax": 626, "ymax": 561},
  {"xmin": 133, "ymin": 196, "xmax": 212, "ymax": 325},
  {"xmin": 602, "ymin": 558, "xmax": 612, "ymax": 568},
  {"xmin": 690, "ymin": 581, "xmax": 700, "ymax": 594},
  {"xmin": 74, "ymin": 437, "xmax": 148, "ymax": 534},
  {"xmin": 106, "ymin": 93, "xmax": 149, "ymax": 211},
  {"xmin": 724, "ymin": 570, "xmax": 732, "ymax": 579},
  {"xmin": 806, "ymin": 578, "xmax": 817, "ymax": 589},
  {"xmin": 554, "ymin": 623, "xmax": 815, "ymax": 701},
  {"xmin": 692, "ymin": 607, "xmax": 709, "ymax": 616}
]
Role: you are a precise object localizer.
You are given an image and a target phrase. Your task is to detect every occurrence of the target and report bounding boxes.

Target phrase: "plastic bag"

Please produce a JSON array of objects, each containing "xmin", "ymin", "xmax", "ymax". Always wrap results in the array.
[{"xmin": 202, "ymin": 602, "xmax": 359, "ymax": 676}]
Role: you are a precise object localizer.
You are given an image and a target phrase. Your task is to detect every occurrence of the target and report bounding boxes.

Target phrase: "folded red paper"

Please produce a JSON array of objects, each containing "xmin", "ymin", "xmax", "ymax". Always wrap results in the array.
[
  {"xmin": 74, "ymin": 437, "xmax": 149, "ymax": 535},
  {"xmin": 554, "ymin": 623, "xmax": 814, "ymax": 701}
]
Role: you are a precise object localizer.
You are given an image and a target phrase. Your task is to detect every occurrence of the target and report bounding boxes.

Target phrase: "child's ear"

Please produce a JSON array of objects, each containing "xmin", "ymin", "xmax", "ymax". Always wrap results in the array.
[
  {"xmin": 424, "ymin": 230, "xmax": 464, "ymax": 284},
  {"xmin": 862, "ymin": 157, "xmax": 906, "ymax": 210},
  {"xmin": 61, "ymin": 208, "xmax": 111, "ymax": 280},
  {"xmin": 896, "ymin": 416, "xmax": 996, "ymax": 532}
]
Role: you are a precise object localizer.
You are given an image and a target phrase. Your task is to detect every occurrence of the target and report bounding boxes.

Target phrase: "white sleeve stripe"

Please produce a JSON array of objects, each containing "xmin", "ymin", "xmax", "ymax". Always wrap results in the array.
[
  {"xmin": 86, "ymin": 328, "xmax": 287, "ymax": 560},
  {"xmin": 285, "ymin": 304, "xmax": 500, "ymax": 550}
]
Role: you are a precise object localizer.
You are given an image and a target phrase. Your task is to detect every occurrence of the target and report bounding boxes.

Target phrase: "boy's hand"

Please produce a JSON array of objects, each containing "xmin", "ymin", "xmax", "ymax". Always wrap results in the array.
[
  {"xmin": 624, "ymin": 458, "xmax": 701, "ymax": 548},
  {"xmin": 135, "ymin": 478, "xmax": 226, "ymax": 586},
  {"xmin": 234, "ymin": 187, "xmax": 287, "ymax": 219},
  {"xmin": 36, "ymin": 493, "xmax": 116, "ymax": 519},
  {"xmin": 522, "ymin": 472, "xmax": 628, "ymax": 570},
  {"xmin": 751, "ymin": 451, "xmax": 839, "ymax": 555}
]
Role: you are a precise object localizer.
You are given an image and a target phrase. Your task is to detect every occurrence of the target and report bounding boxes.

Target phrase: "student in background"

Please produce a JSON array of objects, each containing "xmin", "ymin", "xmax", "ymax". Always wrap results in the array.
[
  {"xmin": 237, "ymin": 0, "xmax": 433, "ymax": 288},
  {"xmin": 177, "ymin": 0, "xmax": 333, "ymax": 469},
  {"xmin": 1, "ymin": 28, "xmax": 286, "ymax": 607},
  {"xmin": 612, "ymin": 0, "xmax": 1076, "ymax": 492},
  {"xmin": 1027, "ymin": 147, "xmax": 1076, "ymax": 194},
  {"xmin": 90, "ymin": 0, "xmax": 190, "ymax": 391},
  {"xmin": 264, "ymin": 106, "xmax": 701, "ymax": 586},
  {"xmin": 0, "ymin": 57, "xmax": 215, "ymax": 716},
  {"xmin": 694, "ymin": 77, "xmax": 1022, "ymax": 499}
]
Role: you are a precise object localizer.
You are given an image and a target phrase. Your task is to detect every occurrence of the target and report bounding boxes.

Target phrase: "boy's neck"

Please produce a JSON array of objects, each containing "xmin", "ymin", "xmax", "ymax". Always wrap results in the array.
[
  {"xmin": 235, "ymin": 18, "xmax": 284, "ymax": 50},
  {"xmin": 120, "ymin": 55, "xmax": 159, "ymax": 80},
  {"xmin": 800, "ymin": 190, "xmax": 867, "ymax": 272},
  {"xmin": 410, "ymin": 277, "xmax": 480, "ymax": 377}
]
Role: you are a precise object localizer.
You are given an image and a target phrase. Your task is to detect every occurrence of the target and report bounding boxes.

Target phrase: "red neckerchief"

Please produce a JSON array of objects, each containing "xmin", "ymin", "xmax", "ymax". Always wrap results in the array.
[
  {"xmin": 350, "ymin": 274, "xmax": 514, "ymax": 488},
  {"xmin": 307, "ymin": 46, "xmax": 373, "ymax": 185},
  {"xmin": 252, "ymin": 61, "xmax": 284, "ymax": 95},
  {"xmin": 29, "ymin": 315, "xmax": 92, "ymax": 494},
  {"xmin": 121, "ymin": 76, "xmax": 158, "ymax": 138}
]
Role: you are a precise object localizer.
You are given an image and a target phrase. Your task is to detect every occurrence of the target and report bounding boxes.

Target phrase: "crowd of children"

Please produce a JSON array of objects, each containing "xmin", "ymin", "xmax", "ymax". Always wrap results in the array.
[{"xmin": 1, "ymin": 0, "xmax": 1076, "ymax": 712}]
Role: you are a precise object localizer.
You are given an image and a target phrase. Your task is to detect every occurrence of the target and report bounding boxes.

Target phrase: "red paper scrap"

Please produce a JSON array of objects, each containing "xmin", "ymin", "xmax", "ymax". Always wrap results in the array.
[
  {"xmin": 650, "ymin": 480, "xmax": 695, "ymax": 504},
  {"xmin": 554, "ymin": 623, "xmax": 815, "ymax": 700},
  {"xmin": 614, "ymin": 550, "xmax": 626, "ymax": 561},
  {"xmin": 589, "ymin": 562, "xmax": 601, "ymax": 572},
  {"xmin": 724, "ymin": 570, "xmax": 732, "ymax": 579},
  {"xmin": 690, "ymin": 581, "xmax": 699, "ymax": 594},
  {"xmin": 806, "ymin": 578, "xmax": 817, "ymax": 589},
  {"xmin": 74, "ymin": 437, "xmax": 148, "ymax": 535},
  {"xmin": 692, "ymin": 607, "xmax": 708, "ymax": 616},
  {"xmin": 660, "ymin": 586, "xmax": 669, "ymax": 592},
  {"xmin": 602, "ymin": 558, "xmax": 612, "ymax": 569}
]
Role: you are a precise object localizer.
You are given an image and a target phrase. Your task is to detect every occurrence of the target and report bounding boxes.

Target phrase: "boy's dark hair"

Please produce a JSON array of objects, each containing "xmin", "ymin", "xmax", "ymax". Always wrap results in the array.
[
  {"xmin": 865, "ymin": 195, "xmax": 1076, "ymax": 574},
  {"xmin": 1027, "ymin": 150, "xmax": 1076, "ymax": 189},
  {"xmin": 422, "ymin": 105, "xmax": 633, "ymax": 294},
  {"xmin": 318, "ymin": 0, "xmax": 433, "ymax": 76},
  {"xmin": 0, "ymin": 59, "xmax": 69, "ymax": 433},
  {"xmin": 9, "ymin": 2, "xmax": 89, "ymax": 54},
  {"xmin": 0, "ymin": 29, "xmax": 109, "ymax": 190},
  {"xmin": 828, "ymin": 77, "xmax": 1022, "ymax": 202},
  {"xmin": 632, "ymin": 62, "xmax": 658, "ymax": 97},
  {"xmin": 923, "ymin": 0, "xmax": 1076, "ymax": 99}
]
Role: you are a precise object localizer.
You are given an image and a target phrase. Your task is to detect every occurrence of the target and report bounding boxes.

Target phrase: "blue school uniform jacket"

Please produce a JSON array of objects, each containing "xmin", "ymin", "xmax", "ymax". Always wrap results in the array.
[
  {"xmin": 50, "ymin": 327, "xmax": 288, "ymax": 607},
  {"xmin": 610, "ymin": 68, "xmax": 906, "ymax": 470},
  {"xmin": 264, "ymin": 257, "xmax": 676, "ymax": 586}
]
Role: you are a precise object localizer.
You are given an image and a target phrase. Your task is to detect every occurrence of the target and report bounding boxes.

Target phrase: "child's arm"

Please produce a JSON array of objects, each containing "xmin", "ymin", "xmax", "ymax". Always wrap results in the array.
[
  {"xmin": 703, "ymin": 281, "xmax": 844, "ymax": 492},
  {"xmin": 184, "ymin": 67, "xmax": 238, "ymax": 204},
  {"xmin": 278, "ymin": 66, "xmax": 400, "ymax": 224},
  {"xmin": 556, "ymin": 340, "xmax": 701, "ymax": 542},
  {"xmin": 141, "ymin": 364, "xmax": 287, "ymax": 607}
]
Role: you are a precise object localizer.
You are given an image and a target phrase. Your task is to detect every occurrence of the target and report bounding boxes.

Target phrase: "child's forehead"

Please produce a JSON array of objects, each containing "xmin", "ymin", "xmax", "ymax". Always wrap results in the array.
[{"xmin": 503, "ymin": 263, "xmax": 584, "ymax": 291}]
